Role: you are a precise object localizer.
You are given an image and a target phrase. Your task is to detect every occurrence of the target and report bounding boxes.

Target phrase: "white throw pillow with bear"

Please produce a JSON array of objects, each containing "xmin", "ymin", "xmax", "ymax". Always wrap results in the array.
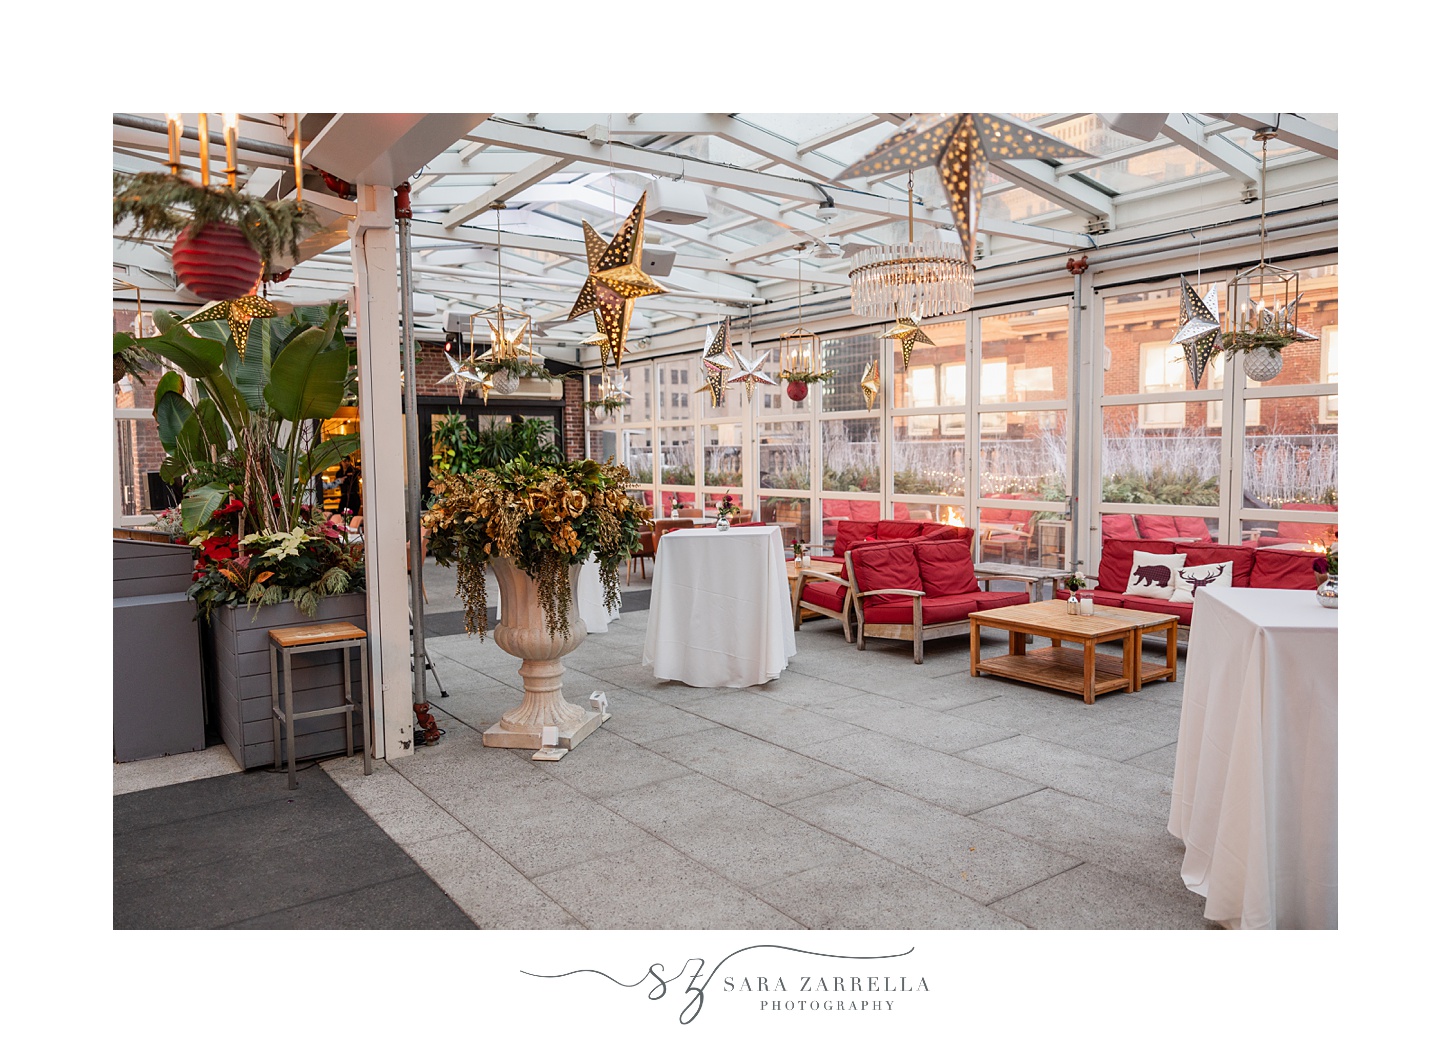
[
  {"xmin": 1127, "ymin": 551, "xmax": 1186, "ymax": 600},
  {"xmin": 1170, "ymin": 561, "xmax": 1234, "ymax": 602}
]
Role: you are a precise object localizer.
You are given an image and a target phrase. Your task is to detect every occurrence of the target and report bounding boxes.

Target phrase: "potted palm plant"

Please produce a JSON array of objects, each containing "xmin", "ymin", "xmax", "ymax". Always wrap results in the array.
[{"xmin": 117, "ymin": 300, "xmax": 365, "ymax": 768}]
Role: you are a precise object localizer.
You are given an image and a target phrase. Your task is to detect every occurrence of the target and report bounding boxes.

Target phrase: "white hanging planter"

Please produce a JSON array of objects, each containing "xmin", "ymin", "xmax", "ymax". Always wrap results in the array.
[{"xmin": 1240, "ymin": 346, "xmax": 1284, "ymax": 382}]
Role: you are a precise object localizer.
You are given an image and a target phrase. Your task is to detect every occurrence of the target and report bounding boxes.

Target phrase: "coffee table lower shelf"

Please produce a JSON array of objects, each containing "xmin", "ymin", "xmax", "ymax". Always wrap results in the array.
[{"xmin": 975, "ymin": 645, "xmax": 1132, "ymax": 700}]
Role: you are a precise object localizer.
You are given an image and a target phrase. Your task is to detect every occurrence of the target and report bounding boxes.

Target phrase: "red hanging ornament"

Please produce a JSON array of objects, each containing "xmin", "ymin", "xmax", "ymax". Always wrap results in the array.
[
  {"xmin": 172, "ymin": 222, "xmax": 262, "ymax": 300},
  {"xmin": 786, "ymin": 379, "xmax": 809, "ymax": 401}
]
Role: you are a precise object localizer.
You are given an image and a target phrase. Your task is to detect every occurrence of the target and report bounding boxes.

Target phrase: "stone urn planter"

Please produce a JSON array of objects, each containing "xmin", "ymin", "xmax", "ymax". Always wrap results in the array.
[
  {"xmin": 482, "ymin": 557, "xmax": 603, "ymax": 752},
  {"xmin": 207, "ymin": 593, "xmax": 369, "ymax": 769}
]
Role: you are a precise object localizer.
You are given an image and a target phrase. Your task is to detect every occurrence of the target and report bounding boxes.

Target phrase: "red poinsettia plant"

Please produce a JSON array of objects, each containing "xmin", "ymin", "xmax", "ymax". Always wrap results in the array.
[{"xmin": 1312, "ymin": 545, "xmax": 1338, "ymax": 578}]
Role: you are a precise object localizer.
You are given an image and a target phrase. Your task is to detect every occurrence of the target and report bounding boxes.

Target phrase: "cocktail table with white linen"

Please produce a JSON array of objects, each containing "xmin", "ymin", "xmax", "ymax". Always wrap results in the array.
[
  {"xmin": 1169, "ymin": 585, "xmax": 1338, "ymax": 929},
  {"xmin": 642, "ymin": 526, "xmax": 795, "ymax": 688}
]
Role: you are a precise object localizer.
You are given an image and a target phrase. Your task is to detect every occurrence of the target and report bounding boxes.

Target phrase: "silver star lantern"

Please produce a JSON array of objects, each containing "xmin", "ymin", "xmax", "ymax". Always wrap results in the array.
[
  {"xmin": 885, "ymin": 314, "xmax": 935, "ymax": 368},
  {"xmin": 725, "ymin": 349, "xmax": 777, "ymax": 403},
  {"xmin": 840, "ymin": 113, "xmax": 1090, "ymax": 256},
  {"xmin": 1171, "ymin": 278, "xmax": 1222, "ymax": 388},
  {"xmin": 701, "ymin": 318, "xmax": 737, "ymax": 374},
  {"xmin": 437, "ymin": 352, "xmax": 485, "ymax": 403},
  {"xmin": 860, "ymin": 358, "xmax": 881, "ymax": 410}
]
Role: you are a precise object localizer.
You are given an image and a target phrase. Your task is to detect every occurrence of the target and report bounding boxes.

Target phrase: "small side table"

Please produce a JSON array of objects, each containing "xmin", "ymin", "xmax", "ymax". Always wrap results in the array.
[
  {"xmin": 269, "ymin": 621, "xmax": 371, "ymax": 789},
  {"xmin": 1036, "ymin": 518, "xmax": 1069, "ymax": 569},
  {"xmin": 973, "ymin": 561, "xmax": 1074, "ymax": 603}
]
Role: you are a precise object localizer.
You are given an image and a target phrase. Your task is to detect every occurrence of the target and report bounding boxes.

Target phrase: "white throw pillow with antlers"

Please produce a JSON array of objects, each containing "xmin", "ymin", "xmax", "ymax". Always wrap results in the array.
[
  {"xmin": 1170, "ymin": 561, "xmax": 1235, "ymax": 602},
  {"xmin": 1128, "ymin": 551, "xmax": 1186, "ymax": 600}
]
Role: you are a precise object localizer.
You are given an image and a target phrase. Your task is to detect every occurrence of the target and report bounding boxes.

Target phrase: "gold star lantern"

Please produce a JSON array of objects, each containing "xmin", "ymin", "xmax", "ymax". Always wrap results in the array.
[
  {"xmin": 860, "ymin": 358, "xmax": 881, "ymax": 410},
  {"xmin": 841, "ymin": 113, "xmax": 1090, "ymax": 265},
  {"xmin": 184, "ymin": 295, "xmax": 279, "ymax": 357},
  {"xmin": 568, "ymin": 192, "xmax": 666, "ymax": 368},
  {"xmin": 885, "ymin": 314, "xmax": 935, "ymax": 368}
]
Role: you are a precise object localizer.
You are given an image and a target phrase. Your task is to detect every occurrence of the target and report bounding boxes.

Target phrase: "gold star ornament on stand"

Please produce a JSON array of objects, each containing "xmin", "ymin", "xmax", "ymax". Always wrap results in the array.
[
  {"xmin": 840, "ymin": 113, "xmax": 1090, "ymax": 256},
  {"xmin": 185, "ymin": 295, "xmax": 279, "ymax": 357},
  {"xmin": 568, "ymin": 192, "xmax": 666, "ymax": 368},
  {"xmin": 885, "ymin": 314, "xmax": 935, "ymax": 367},
  {"xmin": 860, "ymin": 358, "xmax": 881, "ymax": 410}
]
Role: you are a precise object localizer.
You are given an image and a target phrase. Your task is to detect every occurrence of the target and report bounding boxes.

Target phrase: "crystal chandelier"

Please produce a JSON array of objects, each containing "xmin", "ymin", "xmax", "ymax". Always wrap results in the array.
[{"xmin": 849, "ymin": 169, "xmax": 973, "ymax": 318}]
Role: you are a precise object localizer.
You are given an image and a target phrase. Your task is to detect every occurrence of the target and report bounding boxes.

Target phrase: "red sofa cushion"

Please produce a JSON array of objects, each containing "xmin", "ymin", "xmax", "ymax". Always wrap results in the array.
[
  {"xmin": 915, "ymin": 540, "xmax": 980, "ymax": 597},
  {"xmin": 876, "ymin": 520, "xmax": 924, "ymax": 541},
  {"xmin": 1134, "ymin": 514, "xmax": 1181, "ymax": 540},
  {"xmin": 1250, "ymin": 547, "xmax": 1322, "ymax": 590},
  {"xmin": 1100, "ymin": 515, "xmax": 1139, "ymax": 540},
  {"xmin": 800, "ymin": 579, "xmax": 848, "ymax": 613},
  {"xmin": 1120, "ymin": 596, "xmax": 1194, "ymax": 626},
  {"xmin": 862, "ymin": 589, "xmax": 1029, "ymax": 625},
  {"xmin": 850, "ymin": 501, "xmax": 880, "ymax": 521},
  {"xmin": 1176, "ymin": 516, "xmax": 1213, "ymax": 540},
  {"xmin": 833, "ymin": 519, "xmax": 878, "ymax": 556},
  {"xmin": 850, "ymin": 542, "xmax": 923, "ymax": 600},
  {"xmin": 1177, "ymin": 542, "xmax": 1256, "ymax": 587},
  {"xmin": 1277, "ymin": 502, "xmax": 1337, "ymax": 544},
  {"xmin": 1098, "ymin": 538, "xmax": 1178, "ymax": 594},
  {"xmin": 981, "ymin": 506, "xmax": 1033, "ymax": 526}
]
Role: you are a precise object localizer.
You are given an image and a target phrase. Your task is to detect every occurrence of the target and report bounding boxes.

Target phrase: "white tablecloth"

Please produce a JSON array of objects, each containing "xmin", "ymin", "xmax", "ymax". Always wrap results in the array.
[
  {"xmin": 1169, "ymin": 586, "xmax": 1338, "ymax": 929},
  {"xmin": 642, "ymin": 527, "xmax": 796, "ymax": 688},
  {"xmin": 576, "ymin": 554, "xmax": 620, "ymax": 634}
]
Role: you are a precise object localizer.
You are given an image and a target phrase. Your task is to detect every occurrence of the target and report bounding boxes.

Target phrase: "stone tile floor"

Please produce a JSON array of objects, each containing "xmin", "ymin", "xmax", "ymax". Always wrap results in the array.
[{"xmin": 116, "ymin": 557, "xmax": 1216, "ymax": 930}]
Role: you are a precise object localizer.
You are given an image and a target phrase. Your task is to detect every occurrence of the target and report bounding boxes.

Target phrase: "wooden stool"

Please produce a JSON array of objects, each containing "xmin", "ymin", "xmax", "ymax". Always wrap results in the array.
[{"xmin": 268, "ymin": 621, "xmax": 371, "ymax": 789}]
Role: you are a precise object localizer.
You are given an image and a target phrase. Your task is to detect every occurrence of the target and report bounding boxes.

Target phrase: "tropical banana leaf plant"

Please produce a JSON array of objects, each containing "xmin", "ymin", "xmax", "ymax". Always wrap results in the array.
[{"xmin": 116, "ymin": 301, "xmax": 359, "ymax": 537}]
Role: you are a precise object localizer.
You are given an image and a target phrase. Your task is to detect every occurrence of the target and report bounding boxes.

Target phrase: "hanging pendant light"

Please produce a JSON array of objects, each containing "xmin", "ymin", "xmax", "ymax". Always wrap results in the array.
[
  {"xmin": 478, "ymin": 201, "xmax": 538, "ymax": 396},
  {"xmin": 778, "ymin": 245, "xmax": 834, "ymax": 401},
  {"xmin": 1221, "ymin": 126, "xmax": 1318, "ymax": 382},
  {"xmin": 848, "ymin": 169, "xmax": 973, "ymax": 318}
]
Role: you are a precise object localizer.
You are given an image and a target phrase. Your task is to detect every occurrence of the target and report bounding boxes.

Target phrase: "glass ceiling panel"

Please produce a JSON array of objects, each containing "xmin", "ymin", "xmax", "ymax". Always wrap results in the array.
[
  {"xmin": 980, "ymin": 185, "xmax": 1070, "ymax": 225},
  {"xmin": 1078, "ymin": 143, "xmax": 1220, "ymax": 194},
  {"xmin": 737, "ymin": 113, "xmax": 864, "ymax": 145}
]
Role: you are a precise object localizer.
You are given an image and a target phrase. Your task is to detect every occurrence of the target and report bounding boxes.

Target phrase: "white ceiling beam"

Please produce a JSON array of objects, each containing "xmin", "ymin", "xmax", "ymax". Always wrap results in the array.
[
  {"xmin": 795, "ymin": 116, "xmax": 885, "ymax": 155},
  {"xmin": 442, "ymin": 156, "xmax": 573, "ymax": 229},
  {"xmin": 1159, "ymin": 113, "xmax": 1260, "ymax": 185},
  {"xmin": 993, "ymin": 158, "xmax": 1115, "ymax": 219},
  {"xmin": 304, "ymin": 113, "xmax": 493, "ymax": 186},
  {"xmin": 1204, "ymin": 113, "xmax": 1338, "ymax": 160}
]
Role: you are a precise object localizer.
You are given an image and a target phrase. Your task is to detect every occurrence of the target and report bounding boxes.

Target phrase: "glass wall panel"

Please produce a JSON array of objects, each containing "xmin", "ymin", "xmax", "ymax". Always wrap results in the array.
[
  {"xmin": 656, "ymin": 357, "xmax": 695, "ymax": 421},
  {"xmin": 978, "ymin": 409, "xmax": 1068, "ymax": 500},
  {"xmin": 589, "ymin": 428, "xmax": 617, "ymax": 464},
  {"xmin": 820, "ymin": 418, "xmax": 881, "ymax": 493},
  {"xmin": 820, "ymin": 332, "xmax": 880, "ymax": 413},
  {"xmin": 890, "ymin": 319, "xmax": 965, "ymax": 408},
  {"xmin": 1243, "ymin": 396, "xmax": 1339, "ymax": 508},
  {"xmin": 759, "ymin": 494, "xmax": 809, "ymax": 549},
  {"xmin": 890, "ymin": 499, "xmax": 968, "ymax": 525},
  {"xmin": 658, "ymin": 425, "xmax": 695, "ymax": 487},
  {"xmin": 1100, "ymin": 407, "xmax": 1220, "ymax": 507},
  {"xmin": 621, "ymin": 427, "xmax": 654, "ymax": 494},
  {"xmin": 702, "ymin": 423, "xmax": 743, "ymax": 491},
  {"xmin": 980, "ymin": 305, "xmax": 1069, "ymax": 402},
  {"xmin": 756, "ymin": 420, "xmax": 810, "ymax": 491},
  {"xmin": 619, "ymin": 362, "xmax": 653, "ymax": 424},
  {"xmin": 893, "ymin": 417, "xmax": 965, "ymax": 496},
  {"xmin": 819, "ymin": 494, "xmax": 882, "ymax": 550}
]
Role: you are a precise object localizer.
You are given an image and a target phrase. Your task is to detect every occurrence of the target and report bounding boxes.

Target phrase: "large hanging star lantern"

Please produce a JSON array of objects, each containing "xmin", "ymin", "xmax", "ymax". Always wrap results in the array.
[
  {"xmin": 885, "ymin": 314, "xmax": 935, "ymax": 367},
  {"xmin": 694, "ymin": 319, "xmax": 736, "ymax": 407},
  {"xmin": 860, "ymin": 358, "xmax": 881, "ymax": 410},
  {"xmin": 840, "ymin": 113, "xmax": 1091, "ymax": 256},
  {"xmin": 1171, "ymin": 277, "xmax": 1223, "ymax": 388},
  {"xmin": 185, "ymin": 295, "xmax": 278, "ymax": 357},
  {"xmin": 726, "ymin": 349, "xmax": 777, "ymax": 403},
  {"xmin": 568, "ymin": 192, "xmax": 666, "ymax": 368}
]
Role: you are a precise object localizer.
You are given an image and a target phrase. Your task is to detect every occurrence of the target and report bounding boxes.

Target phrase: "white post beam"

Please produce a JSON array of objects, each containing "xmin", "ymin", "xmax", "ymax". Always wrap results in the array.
[
  {"xmin": 1204, "ymin": 113, "xmax": 1338, "ymax": 159},
  {"xmin": 1160, "ymin": 113, "xmax": 1260, "ymax": 185},
  {"xmin": 349, "ymin": 184, "xmax": 413, "ymax": 763}
]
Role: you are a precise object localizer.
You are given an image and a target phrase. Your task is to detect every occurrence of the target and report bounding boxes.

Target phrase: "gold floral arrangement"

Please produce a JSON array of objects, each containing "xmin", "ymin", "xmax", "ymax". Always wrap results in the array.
[{"xmin": 423, "ymin": 457, "xmax": 651, "ymax": 638}]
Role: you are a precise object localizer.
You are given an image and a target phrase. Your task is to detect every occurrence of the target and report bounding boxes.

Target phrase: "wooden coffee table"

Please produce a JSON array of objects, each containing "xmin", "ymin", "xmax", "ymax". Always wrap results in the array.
[{"xmin": 969, "ymin": 599, "xmax": 1178, "ymax": 704}]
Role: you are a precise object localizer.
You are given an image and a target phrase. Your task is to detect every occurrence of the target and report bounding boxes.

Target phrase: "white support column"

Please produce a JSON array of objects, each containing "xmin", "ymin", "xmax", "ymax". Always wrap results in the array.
[{"xmin": 350, "ymin": 184, "xmax": 413, "ymax": 762}]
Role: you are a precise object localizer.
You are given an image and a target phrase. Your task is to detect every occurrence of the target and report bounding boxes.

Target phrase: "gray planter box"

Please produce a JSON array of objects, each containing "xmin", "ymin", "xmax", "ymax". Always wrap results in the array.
[
  {"xmin": 113, "ymin": 538, "xmax": 206, "ymax": 762},
  {"xmin": 207, "ymin": 594, "xmax": 369, "ymax": 770}
]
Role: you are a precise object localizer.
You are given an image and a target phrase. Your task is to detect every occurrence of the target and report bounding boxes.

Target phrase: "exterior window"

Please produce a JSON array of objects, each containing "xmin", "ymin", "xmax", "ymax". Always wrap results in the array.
[
  {"xmin": 1139, "ymin": 342, "xmax": 1185, "ymax": 428},
  {"xmin": 1320, "ymin": 326, "xmax": 1339, "ymax": 423}
]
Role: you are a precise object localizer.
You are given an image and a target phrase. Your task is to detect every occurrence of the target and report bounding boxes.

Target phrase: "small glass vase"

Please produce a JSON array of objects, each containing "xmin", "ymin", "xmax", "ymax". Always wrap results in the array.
[
  {"xmin": 1066, "ymin": 592, "xmax": 1080, "ymax": 615},
  {"xmin": 671, "ymin": 507, "xmax": 679, "ymax": 518},
  {"xmin": 1316, "ymin": 574, "xmax": 1338, "ymax": 608},
  {"xmin": 715, "ymin": 516, "xmax": 730, "ymax": 532}
]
